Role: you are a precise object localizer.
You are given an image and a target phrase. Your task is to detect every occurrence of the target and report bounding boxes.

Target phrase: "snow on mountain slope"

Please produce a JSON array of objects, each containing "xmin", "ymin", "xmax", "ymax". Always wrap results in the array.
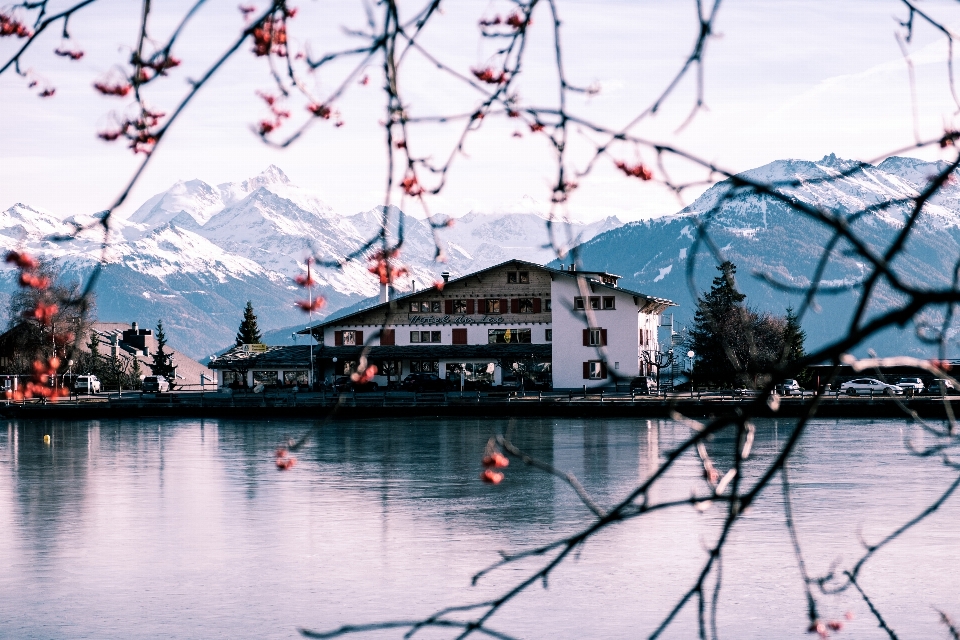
[
  {"xmin": 560, "ymin": 154, "xmax": 960, "ymax": 358},
  {"xmin": 0, "ymin": 166, "xmax": 625, "ymax": 357}
]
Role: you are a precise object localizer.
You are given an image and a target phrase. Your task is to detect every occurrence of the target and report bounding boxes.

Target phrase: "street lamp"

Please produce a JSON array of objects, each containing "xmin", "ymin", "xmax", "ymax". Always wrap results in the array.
[{"xmin": 687, "ymin": 350, "xmax": 695, "ymax": 398}]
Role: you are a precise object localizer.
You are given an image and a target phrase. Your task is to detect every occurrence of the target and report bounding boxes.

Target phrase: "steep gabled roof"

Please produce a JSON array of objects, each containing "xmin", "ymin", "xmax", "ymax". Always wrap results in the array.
[{"xmin": 298, "ymin": 259, "xmax": 675, "ymax": 333}]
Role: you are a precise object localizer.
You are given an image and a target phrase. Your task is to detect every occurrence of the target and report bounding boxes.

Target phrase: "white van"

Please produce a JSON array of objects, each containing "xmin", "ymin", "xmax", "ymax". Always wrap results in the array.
[{"xmin": 75, "ymin": 375, "xmax": 101, "ymax": 394}]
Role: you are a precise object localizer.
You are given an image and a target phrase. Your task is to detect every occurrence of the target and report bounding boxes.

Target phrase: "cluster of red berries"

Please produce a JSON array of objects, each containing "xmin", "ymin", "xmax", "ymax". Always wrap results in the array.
[
  {"xmin": 98, "ymin": 107, "xmax": 165, "ymax": 154},
  {"xmin": 293, "ymin": 258, "xmax": 325, "ymax": 313},
  {"xmin": 480, "ymin": 451, "xmax": 509, "ymax": 484},
  {"xmin": 252, "ymin": 16, "xmax": 289, "ymax": 57},
  {"xmin": 0, "ymin": 12, "xmax": 32, "ymax": 38},
  {"xmin": 256, "ymin": 91, "xmax": 291, "ymax": 135},
  {"xmin": 351, "ymin": 365, "xmax": 378, "ymax": 384},
  {"xmin": 479, "ymin": 12, "xmax": 530, "ymax": 30},
  {"xmin": 807, "ymin": 612, "xmax": 853, "ymax": 638},
  {"xmin": 614, "ymin": 160, "xmax": 654, "ymax": 181},
  {"xmin": 275, "ymin": 447, "xmax": 297, "ymax": 470},
  {"xmin": 471, "ymin": 67, "xmax": 509, "ymax": 85},
  {"xmin": 367, "ymin": 249, "xmax": 407, "ymax": 285},
  {"xmin": 54, "ymin": 47, "xmax": 84, "ymax": 60}
]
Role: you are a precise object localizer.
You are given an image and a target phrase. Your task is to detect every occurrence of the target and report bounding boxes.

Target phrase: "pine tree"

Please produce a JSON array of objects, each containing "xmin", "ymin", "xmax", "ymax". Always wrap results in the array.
[
  {"xmin": 130, "ymin": 356, "xmax": 143, "ymax": 390},
  {"xmin": 151, "ymin": 319, "xmax": 176, "ymax": 385},
  {"xmin": 688, "ymin": 261, "xmax": 749, "ymax": 387},
  {"xmin": 235, "ymin": 301, "xmax": 263, "ymax": 346},
  {"xmin": 782, "ymin": 306, "xmax": 806, "ymax": 364},
  {"xmin": 87, "ymin": 331, "xmax": 102, "ymax": 377}
]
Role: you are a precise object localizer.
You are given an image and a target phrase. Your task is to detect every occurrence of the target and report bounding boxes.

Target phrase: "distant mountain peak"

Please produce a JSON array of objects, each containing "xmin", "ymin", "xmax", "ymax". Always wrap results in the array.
[{"xmin": 240, "ymin": 165, "xmax": 291, "ymax": 192}]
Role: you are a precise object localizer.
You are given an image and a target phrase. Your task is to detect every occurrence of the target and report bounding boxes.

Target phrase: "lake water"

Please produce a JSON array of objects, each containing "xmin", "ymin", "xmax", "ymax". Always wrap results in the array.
[{"xmin": 1, "ymin": 417, "xmax": 958, "ymax": 639}]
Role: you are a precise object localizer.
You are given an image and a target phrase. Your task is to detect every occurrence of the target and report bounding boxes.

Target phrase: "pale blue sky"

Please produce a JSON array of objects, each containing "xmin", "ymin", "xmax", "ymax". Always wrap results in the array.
[{"xmin": 3, "ymin": 0, "xmax": 960, "ymax": 222}]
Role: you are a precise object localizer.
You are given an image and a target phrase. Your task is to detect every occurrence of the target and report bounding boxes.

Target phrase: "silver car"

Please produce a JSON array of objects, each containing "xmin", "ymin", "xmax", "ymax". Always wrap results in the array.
[
  {"xmin": 895, "ymin": 377, "xmax": 925, "ymax": 394},
  {"xmin": 839, "ymin": 378, "xmax": 902, "ymax": 396},
  {"xmin": 776, "ymin": 379, "xmax": 803, "ymax": 396}
]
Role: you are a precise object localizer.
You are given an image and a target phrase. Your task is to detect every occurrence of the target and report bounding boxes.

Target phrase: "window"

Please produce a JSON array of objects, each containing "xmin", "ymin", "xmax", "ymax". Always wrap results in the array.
[
  {"xmin": 574, "ymin": 297, "xmax": 585, "ymax": 310},
  {"xmin": 589, "ymin": 297, "xmax": 601, "ymax": 310},
  {"xmin": 507, "ymin": 272, "xmax": 518, "ymax": 284},
  {"xmin": 488, "ymin": 328, "xmax": 532, "ymax": 344},
  {"xmin": 431, "ymin": 301, "xmax": 441, "ymax": 313},
  {"xmin": 409, "ymin": 302, "xmax": 419, "ymax": 312},
  {"xmin": 410, "ymin": 330, "xmax": 420, "ymax": 343},
  {"xmin": 410, "ymin": 360, "xmax": 439, "ymax": 373},
  {"xmin": 545, "ymin": 299, "xmax": 552, "ymax": 311},
  {"xmin": 583, "ymin": 328, "xmax": 607, "ymax": 346},
  {"xmin": 506, "ymin": 271, "xmax": 530, "ymax": 284},
  {"xmin": 545, "ymin": 329, "xmax": 552, "ymax": 342},
  {"xmin": 518, "ymin": 298, "xmax": 534, "ymax": 313},
  {"xmin": 342, "ymin": 330, "xmax": 357, "ymax": 346},
  {"xmin": 377, "ymin": 360, "xmax": 401, "ymax": 376},
  {"xmin": 410, "ymin": 301, "xmax": 438, "ymax": 313},
  {"xmin": 340, "ymin": 360, "xmax": 359, "ymax": 375},
  {"xmin": 410, "ymin": 331, "xmax": 441, "ymax": 343},
  {"xmin": 581, "ymin": 361, "xmax": 608, "ymax": 380},
  {"xmin": 453, "ymin": 299, "xmax": 468, "ymax": 313},
  {"xmin": 283, "ymin": 371, "xmax": 309, "ymax": 386},
  {"xmin": 484, "ymin": 299, "xmax": 501, "ymax": 314},
  {"xmin": 603, "ymin": 296, "xmax": 615, "ymax": 309}
]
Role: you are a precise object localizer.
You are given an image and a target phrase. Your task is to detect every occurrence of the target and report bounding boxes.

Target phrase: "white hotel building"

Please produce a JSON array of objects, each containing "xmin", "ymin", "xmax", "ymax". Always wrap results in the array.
[
  {"xmin": 282, "ymin": 259, "xmax": 675, "ymax": 390},
  {"xmin": 210, "ymin": 260, "xmax": 674, "ymax": 390}
]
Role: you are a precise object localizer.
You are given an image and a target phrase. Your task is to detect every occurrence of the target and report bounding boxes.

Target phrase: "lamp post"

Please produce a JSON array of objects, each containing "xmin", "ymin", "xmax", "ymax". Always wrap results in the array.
[{"xmin": 687, "ymin": 350, "xmax": 695, "ymax": 398}]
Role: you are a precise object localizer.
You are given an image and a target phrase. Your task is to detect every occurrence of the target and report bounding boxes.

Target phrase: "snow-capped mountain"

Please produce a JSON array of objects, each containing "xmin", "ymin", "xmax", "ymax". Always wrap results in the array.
[
  {"xmin": 0, "ymin": 166, "xmax": 622, "ymax": 358},
  {"xmin": 558, "ymin": 154, "xmax": 960, "ymax": 357}
]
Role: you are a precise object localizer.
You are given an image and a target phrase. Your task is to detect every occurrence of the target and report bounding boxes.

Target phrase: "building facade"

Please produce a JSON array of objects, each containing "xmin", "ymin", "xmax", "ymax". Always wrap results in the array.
[{"xmin": 209, "ymin": 260, "xmax": 674, "ymax": 391}]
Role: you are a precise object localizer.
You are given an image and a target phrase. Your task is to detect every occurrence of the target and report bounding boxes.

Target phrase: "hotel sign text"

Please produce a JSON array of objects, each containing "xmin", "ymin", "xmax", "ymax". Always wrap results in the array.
[{"xmin": 409, "ymin": 315, "xmax": 505, "ymax": 325}]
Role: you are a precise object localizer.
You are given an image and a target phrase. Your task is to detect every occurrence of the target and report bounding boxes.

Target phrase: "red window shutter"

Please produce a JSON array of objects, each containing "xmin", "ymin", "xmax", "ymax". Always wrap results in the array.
[
  {"xmin": 533, "ymin": 298, "xmax": 541, "ymax": 313},
  {"xmin": 500, "ymin": 298, "xmax": 508, "ymax": 314},
  {"xmin": 467, "ymin": 299, "xmax": 475, "ymax": 314},
  {"xmin": 583, "ymin": 362, "xmax": 590, "ymax": 379},
  {"xmin": 600, "ymin": 329, "xmax": 607, "ymax": 346},
  {"xmin": 355, "ymin": 331, "xmax": 363, "ymax": 345},
  {"xmin": 511, "ymin": 298, "xmax": 520, "ymax": 314},
  {"xmin": 334, "ymin": 331, "xmax": 342, "ymax": 346},
  {"xmin": 639, "ymin": 330, "xmax": 644, "ymax": 346},
  {"xmin": 445, "ymin": 300, "xmax": 453, "ymax": 314},
  {"xmin": 380, "ymin": 329, "xmax": 395, "ymax": 345},
  {"xmin": 583, "ymin": 329, "xmax": 589, "ymax": 346},
  {"xmin": 452, "ymin": 328, "xmax": 467, "ymax": 345},
  {"xmin": 600, "ymin": 362, "xmax": 608, "ymax": 379}
]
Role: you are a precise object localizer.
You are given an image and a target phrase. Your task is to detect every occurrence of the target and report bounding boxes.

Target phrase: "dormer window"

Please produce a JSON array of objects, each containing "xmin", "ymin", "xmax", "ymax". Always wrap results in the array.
[{"xmin": 506, "ymin": 271, "xmax": 529, "ymax": 284}]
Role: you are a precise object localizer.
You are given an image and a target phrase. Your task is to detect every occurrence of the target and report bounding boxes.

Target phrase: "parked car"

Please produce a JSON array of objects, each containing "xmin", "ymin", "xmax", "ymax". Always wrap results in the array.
[
  {"xmin": 839, "ymin": 378, "xmax": 903, "ymax": 396},
  {"xmin": 931, "ymin": 378, "xmax": 957, "ymax": 395},
  {"xmin": 400, "ymin": 373, "xmax": 452, "ymax": 392},
  {"xmin": 142, "ymin": 376, "xmax": 170, "ymax": 393},
  {"xmin": 895, "ymin": 377, "xmax": 925, "ymax": 395},
  {"xmin": 629, "ymin": 376, "xmax": 659, "ymax": 395},
  {"xmin": 333, "ymin": 375, "xmax": 379, "ymax": 393},
  {"xmin": 775, "ymin": 379, "xmax": 803, "ymax": 396},
  {"xmin": 74, "ymin": 375, "xmax": 101, "ymax": 394}
]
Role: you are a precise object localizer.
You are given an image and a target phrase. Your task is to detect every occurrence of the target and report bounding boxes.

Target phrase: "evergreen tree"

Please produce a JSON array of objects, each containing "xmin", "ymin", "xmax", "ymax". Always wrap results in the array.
[
  {"xmin": 235, "ymin": 301, "xmax": 263, "ymax": 346},
  {"xmin": 689, "ymin": 261, "xmax": 749, "ymax": 387},
  {"xmin": 151, "ymin": 319, "xmax": 176, "ymax": 386},
  {"xmin": 87, "ymin": 331, "xmax": 103, "ymax": 377},
  {"xmin": 782, "ymin": 306, "xmax": 806, "ymax": 364},
  {"xmin": 130, "ymin": 356, "xmax": 142, "ymax": 389}
]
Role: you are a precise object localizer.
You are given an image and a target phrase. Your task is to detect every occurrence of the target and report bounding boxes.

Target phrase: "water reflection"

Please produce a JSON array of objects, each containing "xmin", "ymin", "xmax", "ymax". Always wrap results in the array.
[{"xmin": 0, "ymin": 417, "xmax": 958, "ymax": 639}]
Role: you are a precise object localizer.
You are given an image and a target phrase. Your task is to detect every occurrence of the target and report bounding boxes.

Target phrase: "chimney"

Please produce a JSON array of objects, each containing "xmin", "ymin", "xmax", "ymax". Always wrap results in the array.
[
  {"xmin": 412, "ymin": 279, "xmax": 416, "ymax": 292},
  {"xmin": 569, "ymin": 264, "xmax": 576, "ymax": 272},
  {"xmin": 132, "ymin": 321, "xmax": 138, "ymax": 333},
  {"xmin": 441, "ymin": 272, "xmax": 450, "ymax": 284},
  {"xmin": 380, "ymin": 282, "xmax": 388, "ymax": 304}
]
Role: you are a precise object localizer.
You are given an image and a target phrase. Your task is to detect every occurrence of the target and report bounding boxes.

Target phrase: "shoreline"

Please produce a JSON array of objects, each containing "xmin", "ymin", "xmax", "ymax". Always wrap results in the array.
[{"xmin": 2, "ymin": 390, "xmax": 956, "ymax": 420}]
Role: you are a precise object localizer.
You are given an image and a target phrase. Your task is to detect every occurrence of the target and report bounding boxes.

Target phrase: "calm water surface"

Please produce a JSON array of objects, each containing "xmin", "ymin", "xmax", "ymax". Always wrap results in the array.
[{"xmin": 1, "ymin": 417, "xmax": 958, "ymax": 639}]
